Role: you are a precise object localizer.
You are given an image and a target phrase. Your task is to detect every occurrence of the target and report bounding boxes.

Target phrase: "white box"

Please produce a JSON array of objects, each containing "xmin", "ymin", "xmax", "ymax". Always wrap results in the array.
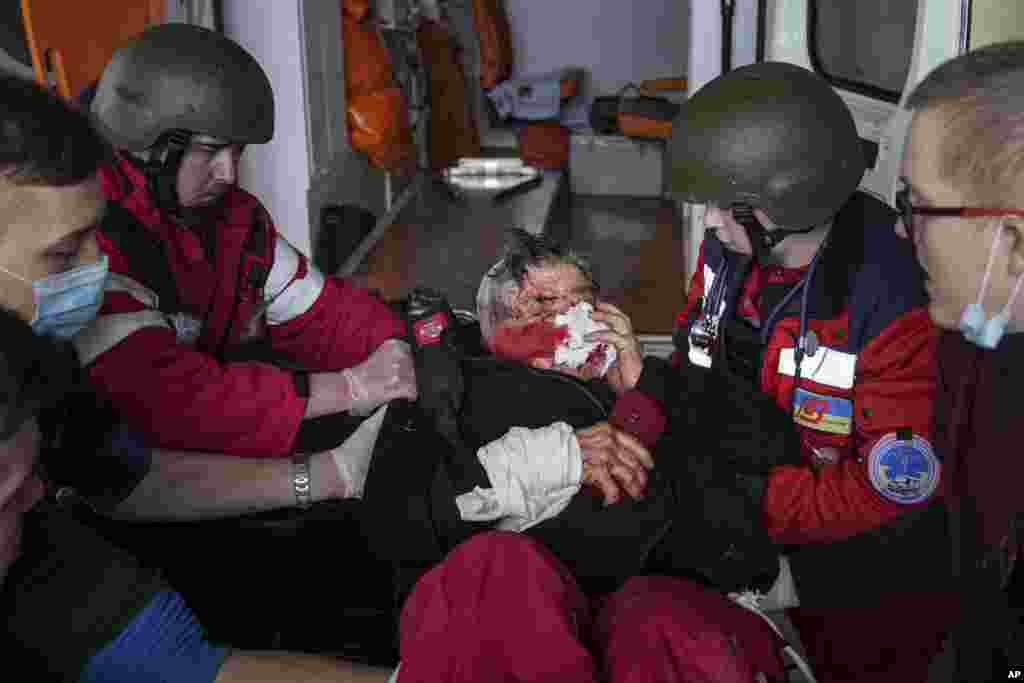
[{"xmin": 569, "ymin": 133, "xmax": 666, "ymax": 197}]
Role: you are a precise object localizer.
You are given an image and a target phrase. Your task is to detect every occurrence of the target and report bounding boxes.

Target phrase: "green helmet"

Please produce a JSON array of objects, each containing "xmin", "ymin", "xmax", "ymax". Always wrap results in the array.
[
  {"xmin": 668, "ymin": 62, "xmax": 865, "ymax": 230},
  {"xmin": 91, "ymin": 23, "xmax": 274, "ymax": 151}
]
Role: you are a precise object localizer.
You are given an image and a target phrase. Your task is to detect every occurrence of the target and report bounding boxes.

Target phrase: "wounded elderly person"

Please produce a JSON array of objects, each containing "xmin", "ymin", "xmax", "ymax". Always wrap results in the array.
[{"xmin": 362, "ymin": 229, "xmax": 802, "ymax": 601}]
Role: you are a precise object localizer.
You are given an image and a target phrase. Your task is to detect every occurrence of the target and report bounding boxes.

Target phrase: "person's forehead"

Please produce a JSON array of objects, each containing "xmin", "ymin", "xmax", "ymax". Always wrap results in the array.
[
  {"xmin": 901, "ymin": 108, "xmax": 946, "ymax": 196},
  {"xmin": 45, "ymin": 178, "xmax": 105, "ymax": 240},
  {"xmin": 522, "ymin": 263, "xmax": 590, "ymax": 292},
  {"xmin": 3, "ymin": 177, "xmax": 104, "ymax": 248}
]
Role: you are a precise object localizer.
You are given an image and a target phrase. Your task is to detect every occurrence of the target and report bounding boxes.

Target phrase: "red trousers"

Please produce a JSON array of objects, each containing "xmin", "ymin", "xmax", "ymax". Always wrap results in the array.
[
  {"xmin": 397, "ymin": 531, "xmax": 787, "ymax": 683},
  {"xmin": 787, "ymin": 597, "xmax": 955, "ymax": 683}
]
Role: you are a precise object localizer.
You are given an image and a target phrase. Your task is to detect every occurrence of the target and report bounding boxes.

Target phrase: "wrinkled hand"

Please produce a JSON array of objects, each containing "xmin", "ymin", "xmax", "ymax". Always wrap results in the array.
[
  {"xmin": 343, "ymin": 338, "xmax": 418, "ymax": 416},
  {"xmin": 576, "ymin": 422, "xmax": 653, "ymax": 505},
  {"xmin": 586, "ymin": 302, "xmax": 643, "ymax": 393}
]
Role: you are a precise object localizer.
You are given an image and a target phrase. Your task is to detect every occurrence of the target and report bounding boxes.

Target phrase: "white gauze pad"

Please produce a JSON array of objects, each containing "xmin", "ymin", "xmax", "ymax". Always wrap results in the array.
[{"xmin": 553, "ymin": 302, "xmax": 617, "ymax": 376}]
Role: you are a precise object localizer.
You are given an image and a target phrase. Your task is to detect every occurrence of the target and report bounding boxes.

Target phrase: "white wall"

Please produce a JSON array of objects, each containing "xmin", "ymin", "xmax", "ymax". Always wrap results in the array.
[
  {"xmin": 504, "ymin": 0, "xmax": 688, "ymax": 100},
  {"xmin": 221, "ymin": 1, "xmax": 313, "ymax": 256}
]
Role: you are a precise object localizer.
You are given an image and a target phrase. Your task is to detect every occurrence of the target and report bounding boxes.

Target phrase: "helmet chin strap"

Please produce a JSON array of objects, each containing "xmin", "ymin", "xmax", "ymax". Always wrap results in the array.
[
  {"xmin": 730, "ymin": 203, "xmax": 818, "ymax": 262},
  {"xmin": 143, "ymin": 130, "xmax": 220, "ymax": 229}
]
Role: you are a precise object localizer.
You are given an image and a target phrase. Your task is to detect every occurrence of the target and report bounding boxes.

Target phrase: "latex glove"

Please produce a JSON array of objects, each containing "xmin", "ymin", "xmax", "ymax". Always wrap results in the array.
[
  {"xmin": 344, "ymin": 339, "xmax": 417, "ymax": 416},
  {"xmin": 321, "ymin": 403, "xmax": 389, "ymax": 499},
  {"xmin": 307, "ymin": 339, "xmax": 417, "ymax": 418},
  {"xmin": 576, "ymin": 421, "xmax": 653, "ymax": 505}
]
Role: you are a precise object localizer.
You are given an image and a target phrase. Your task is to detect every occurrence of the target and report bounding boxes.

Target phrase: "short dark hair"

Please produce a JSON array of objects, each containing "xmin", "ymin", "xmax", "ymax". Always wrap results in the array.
[
  {"xmin": 906, "ymin": 41, "xmax": 1024, "ymax": 204},
  {"xmin": 0, "ymin": 306, "xmax": 76, "ymax": 442},
  {"xmin": 0, "ymin": 73, "xmax": 108, "ymax": 187},
  {"xmin": 489, "ymin": 228, "xmax": 599, "ymax": 293}
]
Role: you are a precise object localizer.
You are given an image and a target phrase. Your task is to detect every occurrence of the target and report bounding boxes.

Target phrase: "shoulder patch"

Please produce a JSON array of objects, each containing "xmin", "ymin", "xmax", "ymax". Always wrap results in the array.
[{"xmin": 867, "ymin": 433, "xmax": 940, "ymax": 505}]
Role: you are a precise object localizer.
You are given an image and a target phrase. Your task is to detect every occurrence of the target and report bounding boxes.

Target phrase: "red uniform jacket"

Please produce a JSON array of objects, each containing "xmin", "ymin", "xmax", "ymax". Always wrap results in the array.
[
  {"xmin": 76, "ymin": 154, "xmax": 404, "ymax": 457},
  {"xmin": 934, "ymin": 330, "xmax": 1024, "ymax": 680},
  {"xmin": 674, "ymin": 194, "xmax": 940, "ymax": 545}
]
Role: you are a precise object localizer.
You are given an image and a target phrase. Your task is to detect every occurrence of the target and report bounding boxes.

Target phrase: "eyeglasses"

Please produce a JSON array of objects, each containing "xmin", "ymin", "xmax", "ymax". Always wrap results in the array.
[{"xmin": 894, "ymin": 185, "xmax": 1024, "ymax": 242}]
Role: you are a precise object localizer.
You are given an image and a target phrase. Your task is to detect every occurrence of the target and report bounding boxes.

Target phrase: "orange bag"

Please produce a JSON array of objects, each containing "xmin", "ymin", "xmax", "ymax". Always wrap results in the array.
[
  {"xmin": 342, "ymin": 13, "xmax": 414, "ymax": 172},
  {"xmin": 518, "ymin": 121, "xmax": 569, "ymax": 170},
  {"xmin": 617, "ymin": 111, "xmax": 675, "ymax": 140},
  {"xmin": 559, "ymin": 75, "xmax": 579, "ymax": 101},
  {"xmin": 342, "ymin": 14, "xmax": 393, "ymax": 98},
  {"xmin": 342, "ymin": 0, "xmax": 370, "ymax": 21},
  {"xmin": 471, "ymin": 0, "xmax": 514, "ymax": 90},
  {"xmin": 417, "ymin": 19, "xmax": 480, "ymax": 170}
]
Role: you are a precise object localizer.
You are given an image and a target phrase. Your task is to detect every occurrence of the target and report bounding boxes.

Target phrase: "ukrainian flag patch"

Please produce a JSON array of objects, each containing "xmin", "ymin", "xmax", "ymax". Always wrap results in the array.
[{"xmin": 792, "ymin": 387, "xmax": 853, "ymax": 435}]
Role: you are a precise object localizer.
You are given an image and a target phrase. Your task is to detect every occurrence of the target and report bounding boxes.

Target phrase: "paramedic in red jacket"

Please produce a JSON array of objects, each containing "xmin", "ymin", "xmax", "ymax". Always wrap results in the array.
[
  {"xmin": 77, "ymin": 24, "xmax": 414, "ymax": 458},
  {"xmin": 898, "ymin": 41, "xmax": 1024, "ymax": 681},
  {"xmin": 664, "ymin": 62, "xmax": 955, "ymax": 682}
]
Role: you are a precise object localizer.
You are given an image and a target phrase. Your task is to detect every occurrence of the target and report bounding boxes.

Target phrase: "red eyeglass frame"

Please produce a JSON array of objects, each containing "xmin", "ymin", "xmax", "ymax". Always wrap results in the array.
[{"xmin": 895, "ymin": 185, "xmax": 1024, "ymax": 241}]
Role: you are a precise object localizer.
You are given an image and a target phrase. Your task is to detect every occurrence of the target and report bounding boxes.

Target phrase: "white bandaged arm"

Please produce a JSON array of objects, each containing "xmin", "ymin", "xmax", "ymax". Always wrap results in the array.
[{"xmin": 455, "ymin": 422, "xmax": 582, "ymax": 532}]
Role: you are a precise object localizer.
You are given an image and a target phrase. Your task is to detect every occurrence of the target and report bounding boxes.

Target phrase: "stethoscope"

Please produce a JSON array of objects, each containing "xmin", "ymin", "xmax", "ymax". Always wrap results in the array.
[
  {"xmin": 759, "ymin": 236, "xmax": 829, "ymax": 387},
  {"xmin": 696, "ymin": 235, "xmax": 829, "ymax": 388}
]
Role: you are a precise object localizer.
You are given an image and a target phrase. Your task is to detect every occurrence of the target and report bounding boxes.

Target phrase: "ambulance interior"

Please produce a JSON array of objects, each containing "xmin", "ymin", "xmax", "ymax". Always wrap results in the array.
[
  {"xmin": 3, "ymin": 0, "xmax": 1024, "ymax": 678},
  {"xmin": 7, "ymin": 0, "xmax": 1017, "ymax": 346}
]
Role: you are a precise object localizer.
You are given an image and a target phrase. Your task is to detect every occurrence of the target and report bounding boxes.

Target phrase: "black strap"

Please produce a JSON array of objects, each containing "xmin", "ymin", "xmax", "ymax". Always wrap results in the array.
[
  {"xmin": 244, "ymin": 206, "xmax": 271, "ymax": 292},
  {"xmin": 144, "ymin": 130, "xmax": 190, "ymax": 215},
  {"xmin": 731, "ymin": 203, "xmax": 817, "ymax": 263},
  {"xmin": 100, "ymin": 202, "xmax": 183, "ymax": 314},
  {"xmin": 101, "ymin": 199, "xmax": 273, "ymax": 318}
]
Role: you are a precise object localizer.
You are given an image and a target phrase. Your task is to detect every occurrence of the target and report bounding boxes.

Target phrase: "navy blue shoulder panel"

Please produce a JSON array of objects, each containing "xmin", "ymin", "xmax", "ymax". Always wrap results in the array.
[
  {"xmin": 842, "ymin": 193, "xmax": 928, "ymax": 352},
  {"xmin": 702, "ymin": 229, "xmax": 725, "ymax": 271}
]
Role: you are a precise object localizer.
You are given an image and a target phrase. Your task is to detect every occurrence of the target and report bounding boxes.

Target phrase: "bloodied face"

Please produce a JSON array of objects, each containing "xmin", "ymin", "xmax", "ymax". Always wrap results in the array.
[{"xmin": 488, "ymin": 261, "xmax": 612, "ymax": 379}]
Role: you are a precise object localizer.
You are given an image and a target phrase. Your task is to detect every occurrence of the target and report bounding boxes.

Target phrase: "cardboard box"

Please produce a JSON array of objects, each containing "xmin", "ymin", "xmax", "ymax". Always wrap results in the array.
[{"xmin": 569, "ymin": 132, "xmax": 665, "ymax": 197}]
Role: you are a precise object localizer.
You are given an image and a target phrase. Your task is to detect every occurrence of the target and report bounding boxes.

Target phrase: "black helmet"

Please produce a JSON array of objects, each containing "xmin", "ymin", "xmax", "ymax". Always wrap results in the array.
[
  {"xmin": 91, "ymin": 23, "xmax": 274, "ymax": 151},
  {"xmin": 668, "ymin": 62, "xmax": 865, "ymax": 231}
]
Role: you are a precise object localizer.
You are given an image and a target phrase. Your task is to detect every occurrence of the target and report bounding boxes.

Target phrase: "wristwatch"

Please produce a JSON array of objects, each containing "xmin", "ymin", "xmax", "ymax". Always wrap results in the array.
[{"xmin": 292, "ymin": 456, "xmax": 312, "ymax": 510}]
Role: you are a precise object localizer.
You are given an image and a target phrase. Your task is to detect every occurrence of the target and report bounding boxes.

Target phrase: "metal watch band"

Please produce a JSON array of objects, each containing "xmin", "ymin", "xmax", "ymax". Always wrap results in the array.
[{"xmin": 292, "ymin": 457, "xmax": 312, "ymax": 509}]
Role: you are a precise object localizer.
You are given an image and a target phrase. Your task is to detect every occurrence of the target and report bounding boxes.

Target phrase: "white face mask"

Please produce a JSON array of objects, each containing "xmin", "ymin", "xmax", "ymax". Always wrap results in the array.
[
  {"xmin": 0, "ymin": 256, "xmax": 109, "ymax": 338},
  {"xmin": 958, "ymin": 224, "xmax": 1024, "ymax": 349}
]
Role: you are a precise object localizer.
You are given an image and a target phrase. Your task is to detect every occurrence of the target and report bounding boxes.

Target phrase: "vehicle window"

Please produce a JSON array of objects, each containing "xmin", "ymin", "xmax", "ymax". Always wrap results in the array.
[
  {"xmin": 970, "ymin": 0, "xmax": 1024, "ymax": 51},
  {"xmin": 808, "ymin": 0, "xmax": 919, "ymax": 102}
]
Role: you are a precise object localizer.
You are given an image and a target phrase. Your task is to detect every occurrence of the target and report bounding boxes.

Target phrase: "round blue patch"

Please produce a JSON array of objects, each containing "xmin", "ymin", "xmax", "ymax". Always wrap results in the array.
[{"xmin": 867, "ymin": 433, "xmax": 940, "ymax": 505}]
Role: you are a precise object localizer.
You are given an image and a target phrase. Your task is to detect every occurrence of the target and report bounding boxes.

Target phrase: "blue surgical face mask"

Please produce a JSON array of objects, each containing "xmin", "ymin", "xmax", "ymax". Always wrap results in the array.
[
  {"xmin": 959, "ymin": 224, "xmax": 1024, "ymax": 350},
  {"xmin": 0, "ymin": 256, "xmax": 109, "ymax": 338}
]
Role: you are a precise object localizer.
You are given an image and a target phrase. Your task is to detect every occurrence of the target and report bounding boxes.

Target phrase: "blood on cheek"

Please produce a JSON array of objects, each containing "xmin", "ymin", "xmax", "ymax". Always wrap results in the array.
[{"xmin": 491, "ymin": 320, "xmax": 569, "ymax": 361}]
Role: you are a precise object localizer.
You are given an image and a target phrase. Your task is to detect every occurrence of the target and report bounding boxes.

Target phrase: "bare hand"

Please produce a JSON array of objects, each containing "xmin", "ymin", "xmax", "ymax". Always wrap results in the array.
[
  {"xmin": 586, "ymin": 302, "xmax": 643, "ymax": 394},
  {"xmin": 576, "ymin": 422, "xmax": 653, "ymax": 505}
]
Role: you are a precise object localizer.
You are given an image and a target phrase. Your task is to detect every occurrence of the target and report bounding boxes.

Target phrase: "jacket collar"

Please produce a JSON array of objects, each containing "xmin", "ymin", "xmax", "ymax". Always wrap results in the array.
[
  {"xmin": 755, "ymin": 192, "xmax": 876, "ymax": 323},
  {"xmin": 99, "ymin": 152, "xmax": 164, "ymax": 227}
]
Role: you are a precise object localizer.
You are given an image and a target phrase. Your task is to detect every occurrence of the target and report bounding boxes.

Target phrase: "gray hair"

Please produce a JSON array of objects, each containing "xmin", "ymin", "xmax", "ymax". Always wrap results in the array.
[
  {"xmin": 488, "ymin": 228, "xmax": 598, "ymax": 293},
  {"xmin": 906, "ymin": 40, "xmax": 1024, "ymax": 204},
  {"xmin": 475, "ymin": 228, "xmax": 598, "ymax": 346}
]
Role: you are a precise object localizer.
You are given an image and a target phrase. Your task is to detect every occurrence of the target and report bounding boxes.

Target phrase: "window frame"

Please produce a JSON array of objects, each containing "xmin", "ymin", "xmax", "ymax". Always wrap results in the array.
[{"xmin": 805, "ymin": 0, "xmax": 910, "ymax": 104}]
